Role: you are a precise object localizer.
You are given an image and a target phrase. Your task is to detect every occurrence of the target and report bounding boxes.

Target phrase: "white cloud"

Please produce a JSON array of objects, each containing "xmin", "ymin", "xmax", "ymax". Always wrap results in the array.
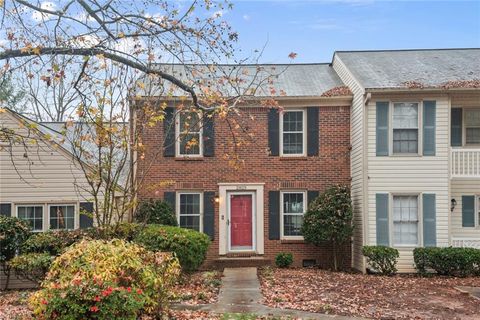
[
  {"xmin": 243, "ymin": 14, "xmax": 250, "ymax": 21},
  {"xmin": 31, "ymin": 2, "xmax": 56, "ymax": 22}
]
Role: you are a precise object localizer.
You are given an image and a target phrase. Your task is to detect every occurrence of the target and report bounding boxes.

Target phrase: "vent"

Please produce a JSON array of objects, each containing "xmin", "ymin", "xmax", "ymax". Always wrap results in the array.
[{"xmin": 302, "ymin": 259, "xmax": 316, "ymax": 267}]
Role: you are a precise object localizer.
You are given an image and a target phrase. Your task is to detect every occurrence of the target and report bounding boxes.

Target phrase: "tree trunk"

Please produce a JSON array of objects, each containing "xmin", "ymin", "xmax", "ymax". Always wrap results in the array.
[{"xmin": 332, "ymin": 241, "xmax": 338, "ymax": 271}]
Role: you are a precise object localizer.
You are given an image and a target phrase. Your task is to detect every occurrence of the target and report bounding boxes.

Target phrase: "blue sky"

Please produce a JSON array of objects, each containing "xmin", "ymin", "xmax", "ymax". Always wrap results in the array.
[{"xmin": 221, "ymin": 0, "xmax": 480, "ymax": 63}]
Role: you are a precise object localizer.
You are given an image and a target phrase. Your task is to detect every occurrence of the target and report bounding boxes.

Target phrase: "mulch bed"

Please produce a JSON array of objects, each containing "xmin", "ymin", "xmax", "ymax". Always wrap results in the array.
[
  {"xmin": 172, "ymin": 270, "xmax": 222, "ymax": 305},
  {"xmin": 259, "ymin": 267, "xmax": 480, "ymax": 320},
  {"xmin": 0, "ymin": 290, "xmax": 33, "ymax": 320}
]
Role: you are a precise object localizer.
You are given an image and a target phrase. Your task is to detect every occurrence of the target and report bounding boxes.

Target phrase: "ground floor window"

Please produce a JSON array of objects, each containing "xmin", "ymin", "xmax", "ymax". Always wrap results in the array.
[
  {"xmin": 49, "ymin": 205, "xmax": 75, "ymax": 230},
  {"xmin": 281, "ymin": 191, "xmax": 306, "ymax": 238},
  {"xmin": 17, "ymin": 205, "xmax": 43, "ymax": 231},
  {"xmin": 393, "ymin": 195, "xmax": 419, "ymax": 246},
  {"xmin": 178, "ymin": 192, "xmax": 202, "ymax": 231}
]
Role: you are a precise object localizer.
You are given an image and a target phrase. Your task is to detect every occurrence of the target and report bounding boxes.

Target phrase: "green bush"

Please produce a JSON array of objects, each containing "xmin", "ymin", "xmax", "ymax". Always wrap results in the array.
[
  {"xmin": 135, "ymin": 200, "xmax": 177, "ymax": 226},
  {"xmin": 413, "ymin": 247, "xmax": 480, "ymax": 277},
  {"xmin": 21, "ymin": 229, "xmax": 87, "ymax": 255},
  {"xmin": 9, "ymin": 253, "xmax": 53, "ymax": 282},
  {"xmin": 362, "ymin": 246, "xmax": 399, "ymax": 276},
  {"xmin": 275, "ymin": 252, "xmax": 293, "ymax": 268},
  {"xmin": 30, "ymin": 239, "xmax": 181, "ymax": 319},
  {"xmin": 302, "ymin": 185, "xmax": 353, "ymax": 271},
  {"xmin": 0, "ymin": 216, "xmax": 31, "ymax": 264},
  {"xmin": 134, "ymin": 224, "xmax": 210, "ymax": 272}
]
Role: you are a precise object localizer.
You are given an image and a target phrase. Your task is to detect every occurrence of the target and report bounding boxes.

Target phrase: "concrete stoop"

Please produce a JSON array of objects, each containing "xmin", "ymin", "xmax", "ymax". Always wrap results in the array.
[{"xmin": 211, "ymin": 257, "xmax": 271, "ymax": 269}]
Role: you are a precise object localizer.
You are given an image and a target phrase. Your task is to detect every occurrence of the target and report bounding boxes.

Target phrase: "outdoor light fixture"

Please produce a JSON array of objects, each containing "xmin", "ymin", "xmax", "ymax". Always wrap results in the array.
[
  {"xmin": 451, "ymin": 198, "xmax": 457, "ymax": 212},
  {"xmin": 214, "ymin": 194, "xmax": 220, "ymax": 203}
]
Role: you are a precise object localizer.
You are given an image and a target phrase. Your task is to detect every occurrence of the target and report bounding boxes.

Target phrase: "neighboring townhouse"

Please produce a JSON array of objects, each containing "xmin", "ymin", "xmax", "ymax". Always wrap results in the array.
[
  {"xmin": 135, "ymin": 64, "xmax": 353, "ymax": 268},
  {"xmin": 333, "ymin": 48, "xmax": 480, "ymax": 272}
]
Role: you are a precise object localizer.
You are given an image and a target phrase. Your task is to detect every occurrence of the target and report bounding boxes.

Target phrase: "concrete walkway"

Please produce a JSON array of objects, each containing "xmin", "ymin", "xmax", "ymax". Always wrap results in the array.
[{"xmin": 174, "ymin": 267, "xmax": 362, "ymax": 319}]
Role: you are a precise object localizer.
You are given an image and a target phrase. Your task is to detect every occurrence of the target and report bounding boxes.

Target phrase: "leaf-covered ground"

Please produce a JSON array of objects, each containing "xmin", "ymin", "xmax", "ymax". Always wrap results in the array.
[
  {"xmin": 259, "ymin": 267, "xmax": 480, "ymax": 320},
  {"xmin": 0, "ymin": 271, "xmax": 223, "ymax": 320}
]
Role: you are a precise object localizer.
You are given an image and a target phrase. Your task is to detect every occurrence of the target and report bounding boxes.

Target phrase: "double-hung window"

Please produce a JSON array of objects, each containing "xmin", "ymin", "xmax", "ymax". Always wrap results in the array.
[
  {"xmin": 17, "ymin": 205, "xmax": 43, "ymax": 231},
  {"xmin": 465, "ymin": 109, "xmax": 480, "ymax": 145},
  {"xmin": 393, "ymin": 195, "xmax": 419, "ymax": 246},
  {"xmin": 49, "ymin": 205, "xmax": 75, "ymax": 230},
  {"xmin": 177, "ymin": 112, "xmax": 202, "ymax": 156},
  {"xmin": 281, "ymin": 191, "xmax": 306, "ymax": 238},
  {"xmin": 177, "ymin": 192, "xmax": 202, "ymax": 231},
  {"xmin": 393, "ymin": 103, "xmax": 419, "ymax": 154},
  {"xmin": 281, "ymin": 110, "xmax": 306, "ymax": 156}
]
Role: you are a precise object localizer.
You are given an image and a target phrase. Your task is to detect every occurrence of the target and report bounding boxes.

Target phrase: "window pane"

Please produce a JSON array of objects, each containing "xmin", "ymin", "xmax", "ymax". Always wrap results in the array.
[
  {"xmin": 466, "ymin": 128, "xmax": 480, "ymax": 145},
  {"xmin": 18, "ymin": 206, "xmax": 43, "ymax": 231},
  {"xmin": 283, "ymin": 215, "xmax": 303, "ymax": 236},
  {"xmin": 283, "ymin": 133, "xmax": 303, "ymax": 154},
  {"xmin": 465, "ymin": 109, "xmax": 480, "ymax": 127},
  {"xmin": 179, "ymin": 133, "xmax": 200, "ymax": 155},
  {"xmin": 180, "ymin": 194, "xmax": 200, "ymax": 215},
  {"xmin": 180, "ymin": 112, "xmax": 201, "ymax": 133},
  {"xmin": 393, "ymin": 103, "xmax": 418, "ymax": 128},
  {"xmin": 283, "ymin": 193, "xmax": 304, "ymax": 214},
  {"xmin": 283, "ymin": 111, "xmax": 303, "ymax": 132},
  {"xmin": 393, "ymin": 129, "xmax": 418, "ymax": 153},
  {"xmin": 50, "ymin": 206, "xmax": 75, "ymax": 230},
  {"xmin": 393, "ymin": 196, "xmax": 418, "ymax": 246},
  {"xmin": 179, "ymin": 216, "xmax": 200, "ymax": 231}
]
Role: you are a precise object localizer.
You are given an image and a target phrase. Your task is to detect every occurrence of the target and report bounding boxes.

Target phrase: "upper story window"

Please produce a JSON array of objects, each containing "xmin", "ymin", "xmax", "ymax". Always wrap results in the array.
[
  {"xmin": 49, "ymin": 205, "xmax": 75, "ymax": 230},
  {"xmin": 176, "ymin": 112, "xmax": 202, "ymax": 156},
  {"xmin": 17, "ymin": 205, "xmax": 43, "ymax": 232},
  {"xmin": 177, "ymin": 192, "xmax": 202, "ymax": 231},
  {"xmin": 465, "ymin": 109, "xmax": 480, "ymax": 145},
  {"xmin": 281, "ymin": 191, "xmax": 306, "ymax": 238},
  {"xmin": 280, "ymin": 110, "xmax": 306, "ymax": 156},
  {"xmin": 392, "ymin": 103, "xmax": 419, "ymax": 154},
  {"xmin": 393, "ymin": 195, "xmax": 419, "ymax": 246}
]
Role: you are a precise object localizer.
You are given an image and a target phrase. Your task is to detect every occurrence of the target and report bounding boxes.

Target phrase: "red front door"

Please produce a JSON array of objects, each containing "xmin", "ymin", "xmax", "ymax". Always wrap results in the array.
[{"xmin": 230, "ymin": 194, "xmax": 253, "ymax": 250}]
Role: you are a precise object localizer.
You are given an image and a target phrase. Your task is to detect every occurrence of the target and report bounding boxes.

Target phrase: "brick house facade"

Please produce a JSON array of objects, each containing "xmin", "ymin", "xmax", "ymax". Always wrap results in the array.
[{"xmin": 135, "ymin": 64, "xmax": 353, "ymax": 269}]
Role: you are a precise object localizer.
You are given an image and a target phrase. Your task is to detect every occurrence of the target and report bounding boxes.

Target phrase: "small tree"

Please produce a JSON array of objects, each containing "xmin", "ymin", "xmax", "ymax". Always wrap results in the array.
[
  {"xmin": 135, "ymin": 200, "xmax": 177, "ymax": 226},
  {"xmin": 302, "ymin": 185, "xmax": 353, "ymax": 271}
]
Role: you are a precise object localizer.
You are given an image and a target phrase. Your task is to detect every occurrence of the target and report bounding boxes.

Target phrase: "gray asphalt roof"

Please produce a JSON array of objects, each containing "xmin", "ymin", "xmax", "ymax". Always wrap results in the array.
[
  {"xmin": 139, "ymin": 63, "xmax": 347, "ymax": 97},
  {"xmin": 336, "ymin": 48, "xmax": 480, "ymax": 89}
]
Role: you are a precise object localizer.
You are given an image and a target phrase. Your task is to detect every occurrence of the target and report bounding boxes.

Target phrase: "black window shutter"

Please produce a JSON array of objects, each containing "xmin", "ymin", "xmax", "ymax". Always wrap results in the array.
[
  {"xmin": 79, "ymin": 202, "xmax": 94, "ymax": 229},
  {"xmin": 163, "ymin": 107, "xmax": 175, "ymax": 157},
  {"xmin": 307, "ymin": 107, "xmax": 319, "ymax": 156},
  {"xmin": 203, "ymin": 192, "xmax": 215, "ymax": 240},
  {"xmin": 164, "ymin": 192, "xmax": 176, "ymax": 213},
  {"xmin": 0, "ymin": 203, "xmax": 12, "ymax": 217},
  {"xmin": 268, "ymin": 109, "xmax": 279, "ymax": 156},
  {"xmin": 268, "ymin": 191, "xmax": 280, "ymax": 240},
  {"xmin": 451, "ymin": 108, "xmax": 463, "ymax": 147},
  {"xmin": 307, "ymin": 191, "xmax": 319, "ymax": 208},
  {"xmin": 203, "ymin": 114, "xmax": 215, "ymax": 157}
]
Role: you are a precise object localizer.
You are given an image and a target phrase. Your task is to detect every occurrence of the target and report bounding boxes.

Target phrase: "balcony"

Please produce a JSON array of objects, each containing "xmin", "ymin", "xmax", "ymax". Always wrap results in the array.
[{"xmin": 451, "ymin": 149, "xmax": 480, "ymax": 178}]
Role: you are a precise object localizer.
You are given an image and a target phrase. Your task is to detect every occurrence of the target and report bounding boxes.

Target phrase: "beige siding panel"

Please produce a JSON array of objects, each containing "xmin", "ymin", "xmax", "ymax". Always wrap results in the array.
[
  {"xmin": 0, "ymin": 269, "xmax": 38, "ymax": 290},
  {"xmin": 0, "ymin": 111, "xmax": 93, "ymax": 229},
  {"xmin": 451, "ymin": 179, "xmax": 480, "ymax": 239},
  {"xmin": 366, "ymin": 94, "xmax": 450, "ymax": 273},
  {"xmin": 333, "ymin": 55, "xmax": 365, "ymax": 272}
]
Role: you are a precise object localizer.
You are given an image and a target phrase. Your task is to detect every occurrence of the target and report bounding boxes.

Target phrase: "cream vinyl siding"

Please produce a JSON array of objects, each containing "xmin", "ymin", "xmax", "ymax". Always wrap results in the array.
[
  {"xmin": 332, "ymin": 55, "xmax": 366, "ymax": 272},
  {"xmin": 0, "ymin": 111, "xmax": 92, "ymax": 207},
  {"xmin": 367, "ymin": 93, "xmax": 450, "ymax": 272},
  {"xmin": 451, "ymin": 179, "xmax": 480, "ymax": 238}
]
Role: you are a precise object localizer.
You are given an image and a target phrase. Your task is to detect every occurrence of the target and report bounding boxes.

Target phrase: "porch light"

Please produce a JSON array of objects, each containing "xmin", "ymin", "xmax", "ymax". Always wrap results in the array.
[
  {"xmin": 214, "ymin": 194, "xmax": 220, "ymax": 203},
  {"xmin": 450, "ymin": 198, "xmax": 457, "ymax": 212}
]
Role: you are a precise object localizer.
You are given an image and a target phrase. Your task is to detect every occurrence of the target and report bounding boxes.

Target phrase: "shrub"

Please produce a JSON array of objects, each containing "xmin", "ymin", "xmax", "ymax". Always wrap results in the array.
[
  {"xmin": 21, "ymin": 230, "xmax": 87, "ymax": 255},
  {"xmin": 302, "ymin": 185, "xmax": 353, "ymax": 271},
  {"xmin": 134, "ymin": 224, "xmax": 210, "ymax": 272},
  {"xmin": 135, "ymin": 200, "xmax": 177, "ymax": 226},
  {"xmin": 30, "ymin": 239, "xmax": 181, "ymax": 319},
  {"xmin": 0, "ymin": 216, "xmax": 31, "ymax": 264},
  {"xmin": 362, "ymin": 245, "xmax": 399, "ymax": 276},
  {"xmin": 413, "ymin": 247, "xmax": 480, "ymax": 277},
  {"xmin": 275, "ymin": 252, "xmax": 293, "ymax": 268},
  {"xmin": 9, "ymin": 253, "xmax": 53, "ymax": 282}
]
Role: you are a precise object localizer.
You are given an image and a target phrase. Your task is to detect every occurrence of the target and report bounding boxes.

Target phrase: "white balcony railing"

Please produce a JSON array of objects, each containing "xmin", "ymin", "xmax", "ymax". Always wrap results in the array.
[
  {"xmin": 451, "ymin": 149, "xmax": 480, "ymax": 178},
  {"xmin": 451, "ymin": 238, "xmax": 480, "ymax": 249}
]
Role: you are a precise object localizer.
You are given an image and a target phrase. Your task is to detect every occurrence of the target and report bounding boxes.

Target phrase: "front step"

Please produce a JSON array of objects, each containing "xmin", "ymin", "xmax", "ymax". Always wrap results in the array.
[{"xmin": 212, "ymin": 256, "xmax": 272, "ymax": 269}]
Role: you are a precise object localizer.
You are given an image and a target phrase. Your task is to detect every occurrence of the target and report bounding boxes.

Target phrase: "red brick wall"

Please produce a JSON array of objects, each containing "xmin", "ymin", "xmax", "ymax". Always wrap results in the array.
[{"xmin": 136, "ymin": 105, "xmax": 351, "ymax": 269}]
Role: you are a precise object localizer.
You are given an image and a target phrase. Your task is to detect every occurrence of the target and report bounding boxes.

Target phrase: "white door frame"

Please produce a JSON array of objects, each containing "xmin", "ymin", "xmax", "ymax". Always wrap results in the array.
[
  {"xmin": 227, "ymin": 191, "xmax": 256, "ymax": 252},
  {"xmin": 218, "ymin": 183, "xmax": 265, "ymax": 255}
]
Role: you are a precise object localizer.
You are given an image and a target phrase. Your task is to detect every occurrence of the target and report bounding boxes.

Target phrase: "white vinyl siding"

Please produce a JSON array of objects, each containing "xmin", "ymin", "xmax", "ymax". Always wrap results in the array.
[
  {"xmin": 280, "ymin": 110, "xmax": 306, "ymax": 156},
  {"xmin": 393, "ymin": 196, "xmax": 419, "ymax": 246},
  {"xmin": 281, "ymin": 191, "xmax": 306, "ymax": 238},
  {"xmin": 176, "ymin": 112, "xmax": 203, "ymax": 156},
  {"xmin": 177, "ymin": 192, "xmax": 202, "ymax": 232},
  {"xmin": 392, "ymin": 103, "xmax": 419, "ymax": 154}
]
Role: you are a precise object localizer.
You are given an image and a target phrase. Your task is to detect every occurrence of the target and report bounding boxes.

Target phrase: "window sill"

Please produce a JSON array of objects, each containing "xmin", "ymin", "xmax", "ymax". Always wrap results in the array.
[
  {"xmin": 175, "ymin": 157, "xmax": 204, "ymax": 161},
  {"xmin": 279, "ymin": 156, "xmax": 308, "ymax": 161},
  {"xmin": 280, "ymin": 239, "xmax": 305, "ymax": 244}
]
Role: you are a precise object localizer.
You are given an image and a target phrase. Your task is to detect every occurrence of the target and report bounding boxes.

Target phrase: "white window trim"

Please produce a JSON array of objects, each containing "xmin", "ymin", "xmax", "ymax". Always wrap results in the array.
[
  {"xmin": 175, "ymin": 111, "xmax": 203, "ymax": 157},
  {"xmin": 390, "ymin": 193, "xmax": 423, "ymax": 248},
  {"xmin": 176, "ymin": 191, "xmax": 203, "ymax": 232},
  {"xmin": 15, "ymin": 204, "xmax": 45, "ymax": 232},
  {"xmin": 390, "ymin": 101, "xmax": 422, "ymax": 156},
  {"xmin": 47, "ymin": 204, "xmax": 77, "ymax": 231},
  {"xmin": 280, "ymin": 190, "xmax": 307, "ymax": 240},
  {"xmin": 463, "ymin": 107, "xmax": 480, "ymax": 147},
  {"xmin": 280, "ymin": 109, "xmax": 307, "ymax": 157}
]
